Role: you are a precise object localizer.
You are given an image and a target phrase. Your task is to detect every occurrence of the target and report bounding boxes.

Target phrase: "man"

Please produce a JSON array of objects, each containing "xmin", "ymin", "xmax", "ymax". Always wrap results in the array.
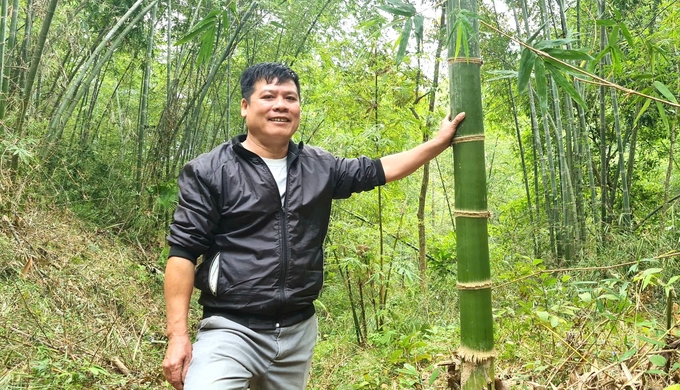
[{"xmin": 162, "ymin": 62, "xmax": 465, "ymax": 390}]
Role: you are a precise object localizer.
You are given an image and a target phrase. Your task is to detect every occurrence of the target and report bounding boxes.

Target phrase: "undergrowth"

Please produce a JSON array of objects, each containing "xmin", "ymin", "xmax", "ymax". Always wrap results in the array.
[{"xmin": 3, "ymin": 162, "xmax": 680, "ymax": 389}]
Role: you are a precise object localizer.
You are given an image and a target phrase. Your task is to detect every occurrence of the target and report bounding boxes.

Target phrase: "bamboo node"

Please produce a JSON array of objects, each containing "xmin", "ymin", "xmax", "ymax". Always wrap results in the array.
[
  {"xmin": 453, "ymin": 209, "xmax": 491, "ymax": 219},
  {"xmin": 457, "ymin": 346, "xmax": 497, "ymax": 363},
  {"xmin": 451, "ymin": 134, "xmax": 484, "ymax": 145},
  {"xmin": 457, "ymin": 280, "xmax": 493, "ymax": 291},
  {"xmin": 447, "ymin": 57, "xmax": 484, "ymax": 65}
]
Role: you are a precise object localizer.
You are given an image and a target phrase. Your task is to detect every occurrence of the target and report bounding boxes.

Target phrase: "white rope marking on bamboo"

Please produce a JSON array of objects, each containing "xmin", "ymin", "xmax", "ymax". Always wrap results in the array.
[
  {"xmin": 457, "ymin": 346, "xmax": 497, "ymax": 362},
  {"xmin": 453, "ymin": 209, "xmax": 491, "ymax": 218},
  {"xmin": 451, "ymin": 134, "xmax": 485, "ymax": 144},
  {"xmin": 447, "ymin": 57, "xmax": 484, "ymax": 65},
  {"xmin": 457, "ymin": 280, "xmax": 492, "ymax": 290}
]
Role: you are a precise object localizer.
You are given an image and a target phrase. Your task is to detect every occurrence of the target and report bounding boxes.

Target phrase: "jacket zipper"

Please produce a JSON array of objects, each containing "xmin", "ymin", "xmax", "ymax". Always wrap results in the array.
[
  {"xmin": 256, "ymin": 155, "xmax": 290, "ymax": 317},
  {"xmin": 278, "ymin": 161, "xmax": 292, "ymax": 319}
]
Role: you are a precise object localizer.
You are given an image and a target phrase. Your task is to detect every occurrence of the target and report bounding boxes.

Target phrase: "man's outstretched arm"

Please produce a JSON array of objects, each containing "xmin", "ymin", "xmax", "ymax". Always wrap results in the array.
[
  {"xmin": 162, "ymin": 256, "xmax": 195, "ymax": 390},
  {"xmin": 381, "ymin": 112, "xmax": 465, "ymax": 183}
]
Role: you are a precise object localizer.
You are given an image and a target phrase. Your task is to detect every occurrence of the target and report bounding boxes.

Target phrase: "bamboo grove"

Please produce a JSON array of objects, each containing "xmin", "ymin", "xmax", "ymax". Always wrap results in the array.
[{"xmin": 0, "ymin": 0, "xmax": 679, "ymax": 388}]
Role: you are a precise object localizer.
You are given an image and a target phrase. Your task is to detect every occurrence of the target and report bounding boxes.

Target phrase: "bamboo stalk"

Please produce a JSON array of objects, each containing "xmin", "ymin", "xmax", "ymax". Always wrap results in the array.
[{"xmin": 447, "ymin": 0, "xmax": 494, "ymax": 387}]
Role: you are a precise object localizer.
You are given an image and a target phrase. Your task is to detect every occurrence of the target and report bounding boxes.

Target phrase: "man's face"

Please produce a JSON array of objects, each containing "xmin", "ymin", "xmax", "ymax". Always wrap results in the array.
[{"xmin": 241, "ymin": 79, "xmax": 301, "ymax": 143}]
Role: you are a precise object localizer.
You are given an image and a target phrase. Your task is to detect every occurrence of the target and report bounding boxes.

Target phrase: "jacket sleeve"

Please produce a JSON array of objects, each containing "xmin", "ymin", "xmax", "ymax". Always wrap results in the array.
[
  {"xmin": 166, "ymin": 160, "xmax": 221, "ymax": 263},
  {"xmin": 332, "ymin": 156, "xmax": 386, "ymax": 199}
]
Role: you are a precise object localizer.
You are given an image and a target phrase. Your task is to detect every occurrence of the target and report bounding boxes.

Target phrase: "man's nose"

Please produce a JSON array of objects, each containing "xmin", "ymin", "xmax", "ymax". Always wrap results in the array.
[{"xmin": 272, "ymin": 96, "xmax": 288, "ymax": 110}]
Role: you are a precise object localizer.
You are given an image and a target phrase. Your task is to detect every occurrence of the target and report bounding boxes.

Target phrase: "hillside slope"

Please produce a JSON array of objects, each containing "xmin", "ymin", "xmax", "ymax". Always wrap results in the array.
[{"xmin": 0, "ymin": 207, "xmax": 171, "ymax": 389}]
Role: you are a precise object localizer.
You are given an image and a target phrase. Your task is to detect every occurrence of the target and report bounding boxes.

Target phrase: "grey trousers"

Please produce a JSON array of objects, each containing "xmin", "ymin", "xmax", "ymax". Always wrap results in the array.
[{"xmin": 183, "ymin": 314, "xmax": 318, "ymax": 390}]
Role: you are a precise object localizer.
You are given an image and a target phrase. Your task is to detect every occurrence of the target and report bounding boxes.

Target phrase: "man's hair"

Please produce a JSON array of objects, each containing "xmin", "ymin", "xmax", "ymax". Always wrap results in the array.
[{"xmin": 240, "ymin": 62, "xmax": 301, "ymax": 102}]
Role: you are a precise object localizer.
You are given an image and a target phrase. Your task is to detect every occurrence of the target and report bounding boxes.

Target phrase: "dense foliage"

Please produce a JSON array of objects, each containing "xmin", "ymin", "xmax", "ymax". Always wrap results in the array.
[{"xmin": 1, "ymin": 0, "xmax": 679, "ymax": 388}]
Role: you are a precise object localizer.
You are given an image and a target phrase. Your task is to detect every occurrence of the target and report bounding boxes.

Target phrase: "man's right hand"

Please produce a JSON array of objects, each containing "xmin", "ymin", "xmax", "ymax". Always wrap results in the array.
[{"xmin": 163, "ymin": 334, "xmax": 192, "ymax": 390}]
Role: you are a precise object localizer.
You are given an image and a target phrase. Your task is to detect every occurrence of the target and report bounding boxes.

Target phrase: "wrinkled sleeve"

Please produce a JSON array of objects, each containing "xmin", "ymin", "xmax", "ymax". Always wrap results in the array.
[
  {"xmin": 166, "ymin": 161, "xmax": 221, "ymax": 263},
  {"xmin": 332, "ymin": 156, "xmax": 386, "ymax": 199}
]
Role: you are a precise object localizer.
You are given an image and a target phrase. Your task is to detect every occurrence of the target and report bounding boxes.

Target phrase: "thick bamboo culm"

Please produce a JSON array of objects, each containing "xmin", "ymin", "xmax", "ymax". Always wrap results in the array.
[{"xmin": 447, "ymin": 0, "xmax": 495, "ymax": 388}]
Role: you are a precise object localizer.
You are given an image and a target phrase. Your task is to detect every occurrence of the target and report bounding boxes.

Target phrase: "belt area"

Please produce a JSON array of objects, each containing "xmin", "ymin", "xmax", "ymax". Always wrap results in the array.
[{"xmin": 202, "ymin": 305, "xmax": 315, "ymax": 330}]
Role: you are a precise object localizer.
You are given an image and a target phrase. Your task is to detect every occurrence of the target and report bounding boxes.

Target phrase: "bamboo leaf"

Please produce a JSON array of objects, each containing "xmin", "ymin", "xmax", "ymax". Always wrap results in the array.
[
  {"xmin": 653, "ymin": 81, "xmax": 678, "ymax": 104},
  {"xmin": 460, "ymin": 13, "xmax": 473, "ymax": 58},
  {"xmin": 448, "ymin": 10, "xmax": 476, "ymax": 60},
  {"xmin": 542, "ymin": 47, "xmax": 593, "ymax": 61},
  {"xmin": 413, "ymin": 14, "xmax": 424, "ymax": 45},
  {"xmin": 395, "ymin": 17, "xmax": 413, "ymax": 65},
  {"xmin": 633, "ymin": 98, "xmax": 652, "ymax": 127},
  {"xmin": 428, "ymin": 367, "xmax": 442, "ymax": 385},
  {"xmin": 610, "ymin": 46, "xmax": 622, "ymax": 72},
  {"xmin": 589, "ymin": 46, "xmax": 611, "ymax": 72},
  {"xmin": 656, "ymin": 101, "xmax": 670, "ymax": 132},
  {"xmin": 544, "ymin": 62, "xmax": 587, "ymax": 109},
  {"xmin": 668, "ymin": 275, "xmax": 680, "ymax": 286},
  {"xmin": 517, "ymin": 48, "xmax": 536, "ymax": 93},
  {"xmin": 196, "ymin": 24, "xmax": 216, "ymax": 65},
  {"xmin": 221, "ymin": 7, "xmax": 231, "ymax": 30},
  {"xmin": 607, "ymin": 25, "xmax": 620, "ymax": 48},
  {"xmin": 534, "ymin": 38, "xmax": 577, "ymax": 50},
  {"xmin": 453, "ymin": 19, "xmax": 463, "ymax": 59},
  {"xmin": 618, "ymin": 348, "xmax": 637, "ymax": 362},
  {"xmin": 637, "ymin": 335, "xmax": 666, "ymax": 348},
  {"xmin": 378, "ymin": 0, "xmax": 416, "ymax": 17},
  {"xmin": 175, "ymin": 10, "xmax": 219, "ymax": 45},
  {"xmin": 619, "ymin": 22, "xmax": 633, "ymax": 46},
  {"xmin": 485, "ymin": 69, "xmax": 517, "ymax": 82},
  {"xmin": 596, "ymin": 19, "xmax": 617, "ymax": 26},
  {"xmin": 613, "ymin": 44, "xmax": 626, "ymax": 62},
  {"xmin": 534, "ymin": 58, "xmax": 547, "ymax": 111},
  {"xmin": 525, "ymin": 27, "xmax": 544, "ymax": 45},
  {"xmin": 358, "ymin": 16, "xmax": 382, "ymax": 30}
]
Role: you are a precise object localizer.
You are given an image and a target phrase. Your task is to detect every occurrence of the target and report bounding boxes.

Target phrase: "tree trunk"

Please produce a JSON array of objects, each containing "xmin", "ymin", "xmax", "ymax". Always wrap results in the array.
[
  {"xmin": 47, "ymin": 0, "xmax": 148, "ymax": 141},
  {"xmin": 136, "ymin": 2, "xmax": 158, "ymax": 189},
  {"xmin": 598, "ymin": 0, "xmax": 609, "ymax": 230},
  {"xmin": 418, "ymin": 5, "xmax": 445, "ymax": 286},
  {"xmin": 448, "ymin": 0, "xmax": 494, "ymax": 387},
  {"xmin": 1, "ymin": 0, "xmax": 18, "ymax": 113},
  {"xmin": 0, "ymin": 0, "xmax": 8, "ymax": 121},
  {"xmin": 10, "ymin": 0, "xmax": 57, "ymax": 174}
]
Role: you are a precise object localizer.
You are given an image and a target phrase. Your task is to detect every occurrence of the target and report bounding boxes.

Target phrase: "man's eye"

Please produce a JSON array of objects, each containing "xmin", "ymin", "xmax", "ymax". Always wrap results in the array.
[{"xmin": 286, "ymin": 96, "xmax": 298, "ymax": 101}]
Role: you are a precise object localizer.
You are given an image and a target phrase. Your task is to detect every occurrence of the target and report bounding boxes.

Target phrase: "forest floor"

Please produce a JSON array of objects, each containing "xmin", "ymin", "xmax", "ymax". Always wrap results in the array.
[{"xmin": 2, "ymin": 205, "xmax": 680, "ymax": 389}]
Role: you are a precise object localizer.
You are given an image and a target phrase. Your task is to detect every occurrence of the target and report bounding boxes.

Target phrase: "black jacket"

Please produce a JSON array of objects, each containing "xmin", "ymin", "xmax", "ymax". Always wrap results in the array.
[{"xmin": 167, "ymin": 135, "xmax": 385, "ymax": 325}]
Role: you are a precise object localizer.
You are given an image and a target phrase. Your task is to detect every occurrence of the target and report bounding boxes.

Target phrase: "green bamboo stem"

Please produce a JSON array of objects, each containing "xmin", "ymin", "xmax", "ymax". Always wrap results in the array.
[
  {"xmin": 49, "ymin": 0, "xmax": 159, "ymax": 144},
  {"xmin": 611, "ymin": 88, "xmax": 631, "ymax": 228},
  {"xmin": 0, "ymin": 0, "xmax": 8, "ymax": 121},
  {"xmin": 448, "ymin": 0, "xmax": 494, "ymax": 387},
  {"xmin": 46, "ymin": 0, "xmax": 148, "ymax": 141},
  {"xmin": 136, "ymin": 1, "xmax": 158, "ymax": 189},
  {"xmin": 2, "ymin": 0, "xmax": 17, "ymax": 103}
]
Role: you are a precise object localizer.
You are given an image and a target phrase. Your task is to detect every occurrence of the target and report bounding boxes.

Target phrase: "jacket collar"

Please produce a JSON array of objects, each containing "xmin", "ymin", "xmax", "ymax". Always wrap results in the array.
[{"xmin": 231, "ymin": 134, "xmax": 303, "ymax": 161}]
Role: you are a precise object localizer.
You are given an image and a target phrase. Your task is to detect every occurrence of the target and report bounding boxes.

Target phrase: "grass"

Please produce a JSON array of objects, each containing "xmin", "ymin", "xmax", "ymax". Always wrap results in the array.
[
  {"xmin": 0, "ymin": 206, "xmax": 174, "ymax": 389},
  {"xmin": 3, "ymin": 172, "xmax": 680, "ymax": 389}
]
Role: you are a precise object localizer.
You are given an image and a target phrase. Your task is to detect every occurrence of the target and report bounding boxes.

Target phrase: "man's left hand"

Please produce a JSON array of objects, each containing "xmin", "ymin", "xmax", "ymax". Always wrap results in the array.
[{"xmin": 435, "ymin": 112, "xmax": 466, "ymax": 146}]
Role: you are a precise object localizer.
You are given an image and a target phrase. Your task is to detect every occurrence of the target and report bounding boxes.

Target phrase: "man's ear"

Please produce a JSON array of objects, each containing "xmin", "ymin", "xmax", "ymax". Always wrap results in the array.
[{"xmin": 240, "ymin": 98, "xmax": 248, "ymax": 118}]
